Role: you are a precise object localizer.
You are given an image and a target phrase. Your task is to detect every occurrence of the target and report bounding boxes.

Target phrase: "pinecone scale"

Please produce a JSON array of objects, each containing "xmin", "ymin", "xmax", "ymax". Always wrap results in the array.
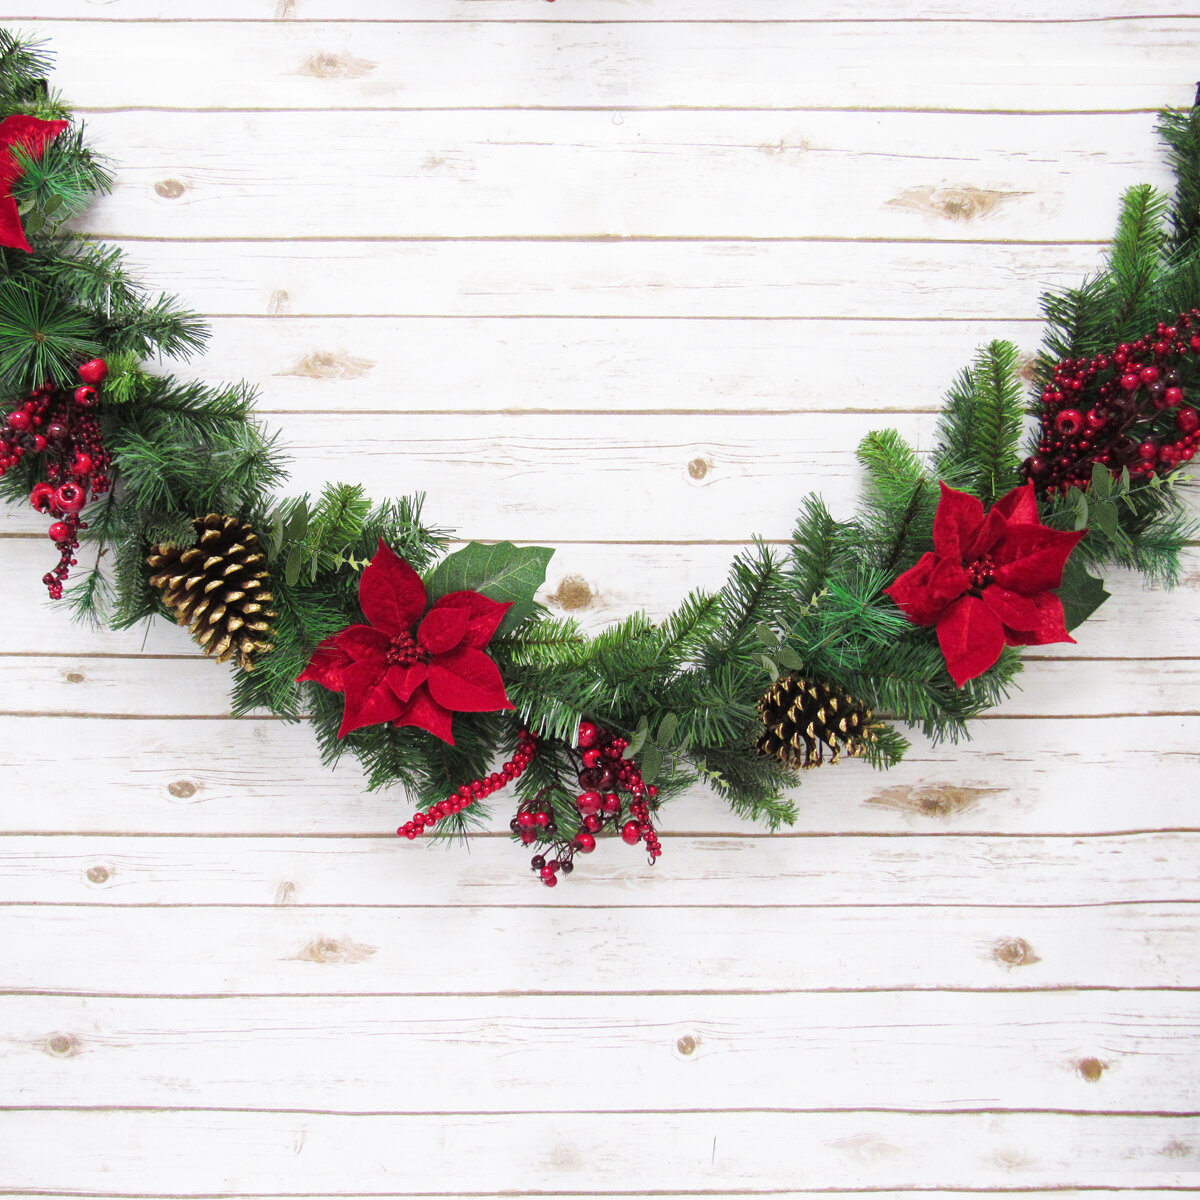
[
  {"xmin": 757, "ymin": 674, "xmax": 879, "ymax": 770},
  {"xmin": 148, "ymin": 514, "xmax": 277, "ymax": 671}
]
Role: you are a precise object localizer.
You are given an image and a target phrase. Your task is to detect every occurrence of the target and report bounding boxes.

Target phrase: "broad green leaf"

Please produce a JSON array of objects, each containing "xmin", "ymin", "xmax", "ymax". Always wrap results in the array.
[
  {"xmin": 755, "ymin": 622, "xmax": 777, "ymax": 648},
  {"xmin": 623, "ymin": 716, "xmax": 649, "ymax": 759},
  {"xmin": 1058, "ymin": 553, "xmax": 1110, "ymax": 631},
  {"xmin": 640, "ymin": 742, "xmax": 663, "ymax": 784},
  {"xmin": 1090, "ymin": 463, "xmax": 1112, "ymax": 499},
  {"xmin": 777, "ymin": 644, "xmax": 803, "ymax": 671},
  {"xmin": 1092, "ymin": 499, "xmax": 1118, "ymax": 538},
  {"xmin": 43, "ymin": 194, "xmax": 63, "ymax": 215},
  {"xmin": 761, "ymin": 654, "xmax": 780, "ymax": 682},
  {"xmin": 23, "ymin": 211, "xmax": 43, "ymax": 234},
  {"xmin": 285, "ymin": 497, "xmax": 309, "ymax": 542},
  {"xmin": 425, "ymin": 540, "xmax": 554, "ymax": 635},
  {"xmin": 657, "ymin": 712, "xmax": 678, "ymax": 746},
  {"xmin": 285, "ymin": 543, "xmax": 303, "ymax": 587},
  {"xmin": 1120, "ymin": 465, "xmax": 1132, "ymax": 491}
]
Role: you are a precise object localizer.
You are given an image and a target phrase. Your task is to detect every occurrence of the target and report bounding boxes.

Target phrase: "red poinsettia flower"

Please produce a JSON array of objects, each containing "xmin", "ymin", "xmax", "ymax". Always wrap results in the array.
[
  {"xmin": 297, "ymin": 540, "xmax": 515, "ymax": 743},
  {"xmin": 884, "ymin": 481, "xmax": 1085, "ymax": 687},
  {"xmin": 0, "ymin": 114, "xmax": 70, "ymax": 252}
]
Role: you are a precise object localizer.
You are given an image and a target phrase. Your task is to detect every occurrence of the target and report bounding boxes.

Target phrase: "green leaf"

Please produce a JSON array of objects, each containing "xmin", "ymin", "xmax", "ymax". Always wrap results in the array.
[
  {"xmin": 285, "ymin": 498, "xmax": 309, "ymax": 542},
  {"xmin": 23, "ymin": 211, "xmax": 43, "ymax": 234},
  {"xmin": 755, "ymin": 622, "xmax": 778, "ymax": 648},
  {"xmin": 657, "ymin": 712, "xmax": 678, "ymax": 746},
  {"xmin": 1090, "ymin": 463, "xmax": 1112, "ymax": 499},
  {"xmin": 42, "ymin": 194, "xmax": 63, "ymax": 215},
  {"xmin": 1120, "ymin": 465, "xmax": 1131, "ymax": 491},
  {"xmin": 1058, "ymin": 553, "xmax": 1111, "ymax": 631},
  {"xmin": 777, "ymin": 644, "xmax": 804, "ymax": 671},
  {"xmin": 640, "ymin": 742, "xmax": 663, "ymax": 784},
  {"xmin": 761, "ymin": 654, "xmax": 780, "ymax": 682},
  {"xmin": 285, "ymin": 543, "xmax": 303, "ymax": 587},
  {"xmin": 623, "ymin": 715, "xmax": 649, "ymax": 759},
  {"xmin": 424, "ymin": 541, "xmax": 554, "ymax": 635},
  {"xmin": 1092, "ymin": 499, "xmax": 1118, "ymax": 538}
]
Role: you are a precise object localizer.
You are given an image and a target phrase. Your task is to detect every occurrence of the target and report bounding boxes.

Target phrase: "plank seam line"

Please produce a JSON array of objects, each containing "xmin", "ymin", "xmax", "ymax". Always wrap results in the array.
[
  {"xmin": 0, "ymin": 710, "xmax": 1195, "ymax": 721},
  {"xmin": 21, "ymin": 14, "xmax": 1200, "ymax": 23},
  {"xmin": 3, "ymin": 900, "xmax": 1197, "ymax": 910},
  {"xmin": 3, "ymin": 829, "xmax": 1198, "ymax": 840},
  {"xmin": 7, "ymin": 986, "xmax": 1200, "ymax": 999},
  {"xmin": 3, "ymin": 1105, "xmax": 1199, "ymax": 1119},
  {"xmin": 0, "ymin": 1190, "xmax": 1196, "ymax": 1200}
]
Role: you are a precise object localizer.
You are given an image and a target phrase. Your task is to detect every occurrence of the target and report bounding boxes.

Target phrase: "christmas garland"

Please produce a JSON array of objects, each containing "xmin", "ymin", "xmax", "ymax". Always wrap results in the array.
[{"xmin": 2, "ymin": 32, "xmax": 1198, "ymax": 888}]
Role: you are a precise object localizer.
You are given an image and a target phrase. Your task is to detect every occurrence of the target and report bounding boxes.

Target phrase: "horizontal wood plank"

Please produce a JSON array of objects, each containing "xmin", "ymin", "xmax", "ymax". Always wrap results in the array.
[
  {"xmin": 41, "ymin": 20, "xmax": 1200, "ymax": 112},
  {"xmin": 1, "ymin": 1109, "xmax": 1197, "ymax": 1192},
  {"xmin": 65, "ymin": 239, "xmax": 1108, "ymax": 319},
  {"xmin": 1, "ymin": 832, "xmax": 1196, "ymax": 907},
  {"xmin": 0, "ymin": 714, "xmax": 1197, "ymax": 837},
  {"xmin": 7, "ymin": 992, "xmax": 1199, "ymax": 1113},
  {"xmin": 3, "ymin": 903, "xmax": 1194, "ymax": 994},
  {"xmin": 22, "ymin": 2, "xmax": 1194, "ymax": 21},
  {"xmin": 1, "ymin": 653, "xmax": 1196, "ymax": 720},
  {"xmin": 75, "ymin": 110, "xmax": 1173, "ymax": 241}
]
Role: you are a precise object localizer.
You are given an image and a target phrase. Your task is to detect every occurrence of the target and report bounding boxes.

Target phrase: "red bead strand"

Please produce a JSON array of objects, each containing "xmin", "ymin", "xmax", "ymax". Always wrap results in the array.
[{"xmin": 396, "ymin": 728, "xmax": 539, "ymax": 841}]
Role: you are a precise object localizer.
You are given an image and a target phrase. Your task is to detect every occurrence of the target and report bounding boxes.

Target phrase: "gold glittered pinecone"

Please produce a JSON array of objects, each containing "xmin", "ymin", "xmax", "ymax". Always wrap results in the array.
[
  {"xmin": 756, "ymin": 674, "xmax": 879, "ymax": 770},
  {"xmin": 148, "ymin": 514, "xmax": 277, "ymax": 671}
]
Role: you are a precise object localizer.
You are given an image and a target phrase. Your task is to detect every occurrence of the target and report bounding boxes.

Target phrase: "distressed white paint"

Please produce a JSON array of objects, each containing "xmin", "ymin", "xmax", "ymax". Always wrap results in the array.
[{"xmin": 0, "ymin": 4, "xmax": 1196, "ymax": 1198}]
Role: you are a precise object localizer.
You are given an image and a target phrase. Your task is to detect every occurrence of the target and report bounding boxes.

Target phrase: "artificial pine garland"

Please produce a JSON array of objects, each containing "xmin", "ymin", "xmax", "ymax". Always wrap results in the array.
[{"xmin": 1, "ymin": 31, "xmax": 1198, "ymax": 888}]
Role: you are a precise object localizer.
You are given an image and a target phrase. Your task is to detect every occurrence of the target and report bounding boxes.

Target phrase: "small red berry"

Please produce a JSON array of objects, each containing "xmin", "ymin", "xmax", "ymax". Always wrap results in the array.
[
  {"xmin": 576, "ymin": 721, "xmax": 599, "ymax": 748},
  {"xmin": 574, "ymin": 833, "xmax": 596, "ymax": 853},
  {"xmin": 77, "ymin": 358, "xmax": 108, "ymax": 385},
  {"xmin": 621, "ymin": 821, "xmax": 642, "ymax": 845},
  {"xmin": 47, "ymin": 521, "xmax": 70, "ymax": 542}
]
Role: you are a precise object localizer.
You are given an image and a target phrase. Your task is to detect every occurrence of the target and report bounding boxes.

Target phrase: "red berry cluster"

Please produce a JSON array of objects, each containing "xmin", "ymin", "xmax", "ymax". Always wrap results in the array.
[
  {"xmin": 523, "ymin": 719, "xmax": 662, "ymax": 889},
  {"xmin": 1024, "ymin": 312, "xmax": 1200, "ymax": 497},
  {"xmin": 0, "ymin": 358, "xmax": 112, "ymax": 599},
  {"xmin": 395, "ymin": 728, "xmax": 538, "ymax": 840}
]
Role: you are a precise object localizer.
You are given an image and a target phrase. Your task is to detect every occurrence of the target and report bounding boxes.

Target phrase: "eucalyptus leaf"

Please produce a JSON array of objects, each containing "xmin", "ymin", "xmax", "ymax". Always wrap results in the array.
[
  {"xmin": 777, "ymin": 644, "xmax": 803, "ymax": 671},
  {"xmin": 1120, "ymin": 465, "xmax": 1132, "ymax": 491},
  {"xmin": 1090, "ymin": 463, "xmax": 1112, "ymax": 499},
  {"xmin": 623, "ymin": 717, "xmax": 649, "ymax": 760},
  {"xmin": 424, "ymin": 540, "xmax": 554, "ymax": 635},
  {"xmin": 1092, "ymin": 500, "xmax": 1118, "ymax": 538},
  {"xmin": 285, "ymin": 498, "xmax": 309, "ymax": 542},
  {"xmin": 761, "ymin": 654, "xmax": 780, "ymax": 682},
  {"xmin": 23, "ymin": 211, "xmax": 43, "ymax": 234},
  {"xmin": 755, "ymin": 622, "xmax": 777, "ymax": 648},
  {"xmin": 43, "ymin": 194, "xmax": 63, "ymax": 215},
  {"xmin": 657, "ymin": 712, "xmax": 678, "ymax": 746},
  {"xmin": 285, "ymin": 543, "xmax": 303, "ymax": 587},
  {"xmin": 640, "ymin": 742, "xmax": 663, "ymax": 784}
]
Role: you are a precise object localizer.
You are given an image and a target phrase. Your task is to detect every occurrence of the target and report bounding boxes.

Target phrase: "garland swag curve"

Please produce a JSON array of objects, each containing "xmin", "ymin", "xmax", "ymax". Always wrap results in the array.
[{"xmin": 2, "ymin": 33, "xmax": 1198, "ymax": 887}]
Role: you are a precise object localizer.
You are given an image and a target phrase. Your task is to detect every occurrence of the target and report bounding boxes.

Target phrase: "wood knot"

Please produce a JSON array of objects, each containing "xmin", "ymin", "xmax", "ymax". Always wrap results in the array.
[
  {"xmin": 1078, "ymin": 1057, "xmax": 1107, "ymax": 1082},
  {"xmin": 992, "ymin": 937, "xmax": 1039, "ymax": 967},
  {"xmin": 154, "ymin": 179, "xmax": 186, "ymax": 200},
  {"xmin": 277, "ymin": 350, "xmax": 373, "ymax": 381},
  {"xmin": 267, "ymin": 290, "xmax": 291, "ymax": 315},
  {"xmin": 290, "ymin": 937, "xmax": 377, "ymax": 964},
  {"xmin": 676, "ymin": 1034, "xmax": 697, "ymax": 1056},
  {"xmin": 549, "ymin": 575, "xmax": 594, "ymax": 612},
  {"xmin": 886, "ymin": 186, "xmax": 1029, "ymax": 223},
  {"xmin": 687, "ymin": 456, "xmax": 711, "ymax": 481},
  {"xmin": 297, "ymin": 51, "xmax": 377, "ymax": 80},
  {"xmin": 45, "ymin": 1033, "xmax": 79, "ymax": 1057},
  {"xmin": 85, "ymin": 865, "xmax": 110, "ymax": 885},
  {"xmin": 167, "ymin": 780, "xmax": 198, "ymax": 799},
  {"xmin": 64, "ymin": 672, "xmax": 85, "ymax": 684}
]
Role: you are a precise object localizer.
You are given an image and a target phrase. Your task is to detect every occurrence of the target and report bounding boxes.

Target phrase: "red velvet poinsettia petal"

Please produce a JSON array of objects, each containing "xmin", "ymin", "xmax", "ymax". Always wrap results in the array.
[
  {"xmin": 962, "ymin": 506, "xmax": 1010, "ymax": 563},
  {"xmin": 296, "ymin": 634, "xmax": 354, "ymax": 692},
  {"xmin": 0, "ymin": 195, "xmax": 30, "ymax": 252},
  {"xmin": 393, "ymin": 683, "xmax": 456, "ymax": 745},
  {"xmin": 433, "ymin": 590, "xmax": 512, "ymax": 649},
  {"xmin": 1002, "ymin": 590, "xmax": 1076, "ymax": 648},
  {"xmin": 993, "ymin": 524, "xmax": 1085, "ymax": 594},
  {"xmin": 336, "ymin": 659, "xmax": 406, "ymax": 738},
  {"xmin": 935, "ymin": 594, "xmax": 1008, "ymax": 688},
  {"xmin": 979, "ymin": 584, "xmax": 1041, "ymax": 633},
  {"xmin": 335, "ymin": 623, "xmax": 393, "ymax": 662},
  {"xmin": 358, "ymin": 539, "xmax": 426, "ymax": 636},
  {"xmin": 932, "ymin": 482, "xmax": 985, "ymax": 560},
  {"xmin": 427, "ymin": 646, "xmax": 516, "ymax": 713},
  {"xmin": 885, "ymin": 551, "xmax": 970, "ymax": 626},
  {"xmin": 991, "ymin": 480, "xmax": 1039, "ymax": 526},
  {"xmin": 416, "ymin": 601, "xmax": 471, "ymax": 656},
  {"xmin": 386, "ymin": 661, "xmax": 429, "ymax": 703},
  {"xmin": 0, "ymin": 115, "xmax": 68, "ymax": 189}
]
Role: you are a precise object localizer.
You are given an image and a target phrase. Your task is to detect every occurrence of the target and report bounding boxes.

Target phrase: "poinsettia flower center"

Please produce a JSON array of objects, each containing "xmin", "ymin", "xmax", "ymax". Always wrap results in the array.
[
  {"xmin": 966, "ymin": 554, "xmax": 996, "ymax": 591},
  {"xmin": 386, "ymin": 628, "xmax": 427, "ymax": 668}
]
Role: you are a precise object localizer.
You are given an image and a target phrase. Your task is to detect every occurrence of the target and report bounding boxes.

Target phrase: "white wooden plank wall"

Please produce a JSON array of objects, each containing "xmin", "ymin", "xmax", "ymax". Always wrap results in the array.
[{"xmin": 1, "ymin": 3, "xmax": 1198, "ymax": 1197}]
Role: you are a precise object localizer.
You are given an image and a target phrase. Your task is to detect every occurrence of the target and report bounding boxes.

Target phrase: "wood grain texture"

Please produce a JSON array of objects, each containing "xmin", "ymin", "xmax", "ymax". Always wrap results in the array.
[
  {"xmin": 75, "ymin": 110, "xmax": 1174, "ymax": 241},
  {"xmin": 38, "ymin": 20, "xmax": 1200, "ymax": 111},
  {"xmin": 5, "ymin": 904, "xmax": 1196, "ymax": 994},
  {"xmin": 7, "ymin": 992, "xmax": 1200, "ymax": 1112}
]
